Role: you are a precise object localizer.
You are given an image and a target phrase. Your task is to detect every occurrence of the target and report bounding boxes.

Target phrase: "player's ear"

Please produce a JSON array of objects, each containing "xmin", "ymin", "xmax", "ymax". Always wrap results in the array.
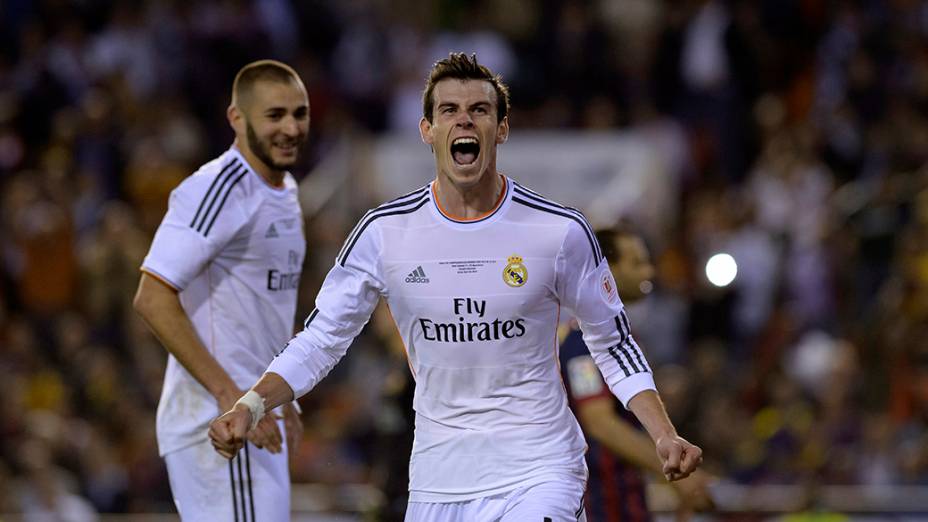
[
  {"xmin": 227, "ymin": 104, "xmax": 244, "ymax": 135},
  {"xmin": 496, "ymin": 116, "xmax": 509, "ymax": 144},
  {"xmin": 419, "ymin": 117, "xmax": 434, "ymax": 146}
]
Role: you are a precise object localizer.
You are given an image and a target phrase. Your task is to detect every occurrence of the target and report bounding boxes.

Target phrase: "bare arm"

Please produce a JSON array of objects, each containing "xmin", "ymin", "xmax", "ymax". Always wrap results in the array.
[
  {"xmin": 132, "ymin": 272, "xmax": 241, "ymax": 409},
  {"xmin": 133, "ymin": 272, "xmax": 284, "ymax": 453},
  {"xmin": 576, "ymin": 396, "xmax": 666, "ymax": 475},
  {"xmin": 577, "ymin": 395, "xmax": 714, "ymax": 515},
  {"xmin": 627, "ymin": 390, "xmax": 702, "ymax": 481}
]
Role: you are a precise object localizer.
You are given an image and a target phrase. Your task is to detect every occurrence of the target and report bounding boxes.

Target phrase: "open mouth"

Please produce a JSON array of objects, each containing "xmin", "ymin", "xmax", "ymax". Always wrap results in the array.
[{"xmin": 450, "ymin": 137, "xmax": 480, "ymax": 166}]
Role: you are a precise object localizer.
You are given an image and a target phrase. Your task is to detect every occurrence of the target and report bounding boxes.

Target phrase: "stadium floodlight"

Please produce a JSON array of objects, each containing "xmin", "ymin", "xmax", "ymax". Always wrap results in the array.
[{"xmin": 705, "ymin": 253, "xmax": 737, "ymax": 287}]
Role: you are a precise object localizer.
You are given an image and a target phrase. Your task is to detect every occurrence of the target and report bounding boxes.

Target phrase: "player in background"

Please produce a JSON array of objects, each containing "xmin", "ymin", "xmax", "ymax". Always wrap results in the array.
[
  {"xmin": 209, "ymin": 53, "xmax": 702, "ymax": 521},
  {"xmin": 560, "ymin": 225, "xmax": 715, "ymax": 521},
  {"xmin": 133, "ymin": 60, "xmax": 308, "ymax": 520}
]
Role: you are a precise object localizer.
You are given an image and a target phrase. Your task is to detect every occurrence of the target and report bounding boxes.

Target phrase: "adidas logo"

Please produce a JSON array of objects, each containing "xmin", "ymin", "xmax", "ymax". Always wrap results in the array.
[
  {"xmin": 265, "ymin": 223, "xmax": 279, "ymax": 238},
  {"xmin": 405, "ymin": 266, "xmax": 430, "ymax": 284}
]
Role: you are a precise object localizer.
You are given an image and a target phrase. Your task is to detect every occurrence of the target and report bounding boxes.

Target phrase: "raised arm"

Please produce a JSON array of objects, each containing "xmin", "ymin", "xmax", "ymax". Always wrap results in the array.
[{"xmin": 209, "ymin": 214, "xmax": 386, "ymax": 459}]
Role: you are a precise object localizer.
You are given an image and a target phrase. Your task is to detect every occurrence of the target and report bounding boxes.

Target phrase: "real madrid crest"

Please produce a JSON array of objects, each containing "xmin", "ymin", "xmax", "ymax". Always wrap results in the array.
[{"xmin": 503, "ymin": 255, "xmax": 528, "ymax": 287}]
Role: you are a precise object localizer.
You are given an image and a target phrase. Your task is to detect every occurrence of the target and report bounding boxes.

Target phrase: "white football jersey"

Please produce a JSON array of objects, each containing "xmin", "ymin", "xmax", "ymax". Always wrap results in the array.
[
  {"xmin": 142, "ymin": 146, "xmax": 305, "ymax": 456},
  {"xmin": 268, "ymin": 176, "xmax": 654, "ymax": 502}
]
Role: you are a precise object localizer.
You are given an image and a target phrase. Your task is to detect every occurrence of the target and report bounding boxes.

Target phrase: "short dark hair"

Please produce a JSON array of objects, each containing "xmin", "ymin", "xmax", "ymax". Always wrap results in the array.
[
  {"xmin": 596, "ymin": 223, "xmax": 640, "ymax": 264},
  {"xmin": 422, "ymin": 53, "xmax": 510, "ymax": 123},
  {"xmin": 232, "ymin": 59, "xmax": 302, "ymax": 108}
]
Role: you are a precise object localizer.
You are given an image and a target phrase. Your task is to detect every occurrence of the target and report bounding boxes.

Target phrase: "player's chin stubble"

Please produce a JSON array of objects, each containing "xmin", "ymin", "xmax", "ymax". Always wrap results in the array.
[{"xmin": 246, "ymin": 121, "xmax": 299, "ymax": 171}]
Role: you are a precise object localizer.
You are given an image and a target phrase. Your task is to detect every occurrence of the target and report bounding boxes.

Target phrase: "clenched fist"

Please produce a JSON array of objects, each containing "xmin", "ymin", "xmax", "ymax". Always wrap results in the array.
[
  {"xmin": 656, "ymin": 435, "xmax": 703, "ymax": 482},
  {"xmin": 209, "ymin": 404, "xmax": 253, "ymax": 459}
]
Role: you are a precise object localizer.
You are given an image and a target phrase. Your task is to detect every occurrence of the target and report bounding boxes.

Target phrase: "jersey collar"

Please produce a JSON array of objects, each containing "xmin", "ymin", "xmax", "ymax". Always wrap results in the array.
[{"xmin": 430, "ymin": 175, "xmax": 511, "ymax": 227}]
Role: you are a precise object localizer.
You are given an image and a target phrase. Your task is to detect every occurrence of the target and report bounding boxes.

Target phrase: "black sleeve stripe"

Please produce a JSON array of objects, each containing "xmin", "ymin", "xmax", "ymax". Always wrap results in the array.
[
  {"xmin": 336, "ymin": 187, "xmax": 429, "ymax": 261},
  {"xmin": 631, "ymin": 338, "xmax": 650, "ymax": 373},
  {"xmin": 202, "ymin": 168, "xmax": 248, "ymax": 237},
  {"xmin": 192, "ymin": 163, "xmax": 244, "ymax": 233},
  {"xmin": 512, "ymin": 187, "xmax": 601, "ymax": 262},
  {"xmin": 608, "ymin": 345, "xmax": 632, "ymax": 377},
  {"xmin": 336, "ymin": 208, "xmax": 377, "ymax": 262},
  {"xmin": 382, "ymin": 185, "xmax": 431, "ymax": 206},
  {"xmin": 617, "ymin": 340, "xmax": 642, "ymax": 373},
  {"xmin": 190, "ymin": 158, "xmax": 241, "ymax": 228},
  {"xmin": 616, "ymin": 312, "xmax": 650, "ymax": 373},
  {"xmin": 512, "ymin": 181, "xmax": 594, "ymax": 228},
  {"xmin": 512, "ymin": 184, "xmax": 602, "ymax": 261},
  {"xmin": 275, "ymin": 308, "xmax": 319, "ymax": 358},
  {"xmin": 512, "ymin": 196, "xmax": 600, "ymax": 267},
  {"xmin": 336, "ymin": 191, "xmax": 429, "ymax": 262},
  {"xmin": 303, "ymin": 308, "xmax": 319, "ymax": 328},
  {"xmin": 513, "ymin": 185, "xmax": 601, "ymax": 261},
  {"xmin": 614, "ymin": 314, "xmax": 627, "ymax": 340},
  {"xmin": 337, "ymin": 196, "xmax": 431, "ymax": 266}
]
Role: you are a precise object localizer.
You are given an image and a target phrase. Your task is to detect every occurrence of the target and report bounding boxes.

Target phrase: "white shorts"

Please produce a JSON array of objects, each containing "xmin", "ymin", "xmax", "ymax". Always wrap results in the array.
[
  {"xmin": 405, "ymin": 475, "xmax": 587, "ymax": 522},
  {"xmin": 164, "ymin": 433, "xmax": 290, "ymax": 521}
]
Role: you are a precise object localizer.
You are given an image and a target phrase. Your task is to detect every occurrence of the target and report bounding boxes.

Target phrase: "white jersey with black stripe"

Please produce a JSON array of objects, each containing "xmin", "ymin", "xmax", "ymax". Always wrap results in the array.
[
  {"xmin": 142, "ymin": 146, "xmax": 305, "ymax": 456},
  {"xmin": 268, "ymin": 176, "xmax": 655, "ymax": 502}
]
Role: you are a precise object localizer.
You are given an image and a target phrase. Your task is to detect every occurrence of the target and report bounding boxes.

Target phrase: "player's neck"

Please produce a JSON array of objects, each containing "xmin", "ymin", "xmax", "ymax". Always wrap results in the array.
[
  {"xmin": 235, "ymin": 140, "xmax": 285, "ymax": 188},
  {"xmin": 434, "ymin": 170, "xmax": 504, "ymax": 219}
]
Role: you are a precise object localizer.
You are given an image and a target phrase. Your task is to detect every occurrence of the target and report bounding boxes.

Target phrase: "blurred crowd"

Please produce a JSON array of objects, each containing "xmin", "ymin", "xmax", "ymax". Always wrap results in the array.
[{"xmin": 2, "ymin": 0, "xmax": 928, "ymax": 518}]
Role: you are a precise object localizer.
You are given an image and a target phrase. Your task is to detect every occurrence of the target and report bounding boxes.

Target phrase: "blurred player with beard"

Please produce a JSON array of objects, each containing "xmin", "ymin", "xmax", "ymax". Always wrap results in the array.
[
  {"xmin": 560, "ymin": 226, "xmax": 715, "ymax": 521},
  {"xmin": 209, "ymin": 53, "xmax": 702, "ymax": 521},
  {"xmin": 134, "ymin": 60, "xmax": 308, "ymax": 520}
]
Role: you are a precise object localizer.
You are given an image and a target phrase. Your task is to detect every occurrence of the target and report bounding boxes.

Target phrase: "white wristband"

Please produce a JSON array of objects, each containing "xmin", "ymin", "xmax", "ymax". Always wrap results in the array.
[{"xmin": 235, "ymin": 390, "xmax": 265, "ymax": 431}]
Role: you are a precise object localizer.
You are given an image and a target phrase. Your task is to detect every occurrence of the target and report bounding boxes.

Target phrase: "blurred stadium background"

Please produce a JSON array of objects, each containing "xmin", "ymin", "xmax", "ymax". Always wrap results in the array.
[{"xmin": 2, "ymin": 0, "xmax": 928, "ymax": 520}]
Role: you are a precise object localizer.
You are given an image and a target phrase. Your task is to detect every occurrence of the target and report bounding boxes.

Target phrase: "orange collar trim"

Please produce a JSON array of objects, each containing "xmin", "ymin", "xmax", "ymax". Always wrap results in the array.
[{"xmin": 432, "ymin": 175, "xmax": 508, "ymax": 223}]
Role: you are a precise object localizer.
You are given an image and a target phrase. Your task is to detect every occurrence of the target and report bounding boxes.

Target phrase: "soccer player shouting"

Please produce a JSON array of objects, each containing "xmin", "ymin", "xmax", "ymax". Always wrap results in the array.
[{"xmin": 210, "ymin": 53, "xmax": 702, "ymax": 521}]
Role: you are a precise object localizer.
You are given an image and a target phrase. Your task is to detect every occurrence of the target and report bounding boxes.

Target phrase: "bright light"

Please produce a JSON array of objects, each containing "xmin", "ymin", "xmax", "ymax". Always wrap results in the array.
[{"xmin": 705, "ymin": 253, "xmax": 737, "ymax": 287}]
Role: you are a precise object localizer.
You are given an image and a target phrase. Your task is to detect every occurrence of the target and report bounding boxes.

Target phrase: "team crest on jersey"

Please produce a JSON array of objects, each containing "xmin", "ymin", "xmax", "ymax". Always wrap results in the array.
[
  {"xmin": 600, "ymin": 269, "xmax": 619, "ymax": 304},
  {"xmin": 502, "ymin": 255, "xmax": 527, "ymax": 287}
]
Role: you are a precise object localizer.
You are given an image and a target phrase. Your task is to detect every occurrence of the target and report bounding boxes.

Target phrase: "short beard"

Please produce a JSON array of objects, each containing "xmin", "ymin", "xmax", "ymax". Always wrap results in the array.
[{"xmin": 245, "ymin": 120, "xmax": 297, "ymax": 172}]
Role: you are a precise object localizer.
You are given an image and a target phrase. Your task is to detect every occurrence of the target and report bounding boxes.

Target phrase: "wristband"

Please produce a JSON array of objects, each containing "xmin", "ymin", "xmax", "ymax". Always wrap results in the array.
[{"xmin": 235, "ymin": 390, "xmax": 265, "ymax": 431}]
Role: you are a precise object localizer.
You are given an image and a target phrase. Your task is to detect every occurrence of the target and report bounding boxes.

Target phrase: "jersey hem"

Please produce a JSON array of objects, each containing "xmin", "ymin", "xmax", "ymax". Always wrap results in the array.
[{"xmin": 407, "ymin": 468, "xmax": 587, "ymax": 503}]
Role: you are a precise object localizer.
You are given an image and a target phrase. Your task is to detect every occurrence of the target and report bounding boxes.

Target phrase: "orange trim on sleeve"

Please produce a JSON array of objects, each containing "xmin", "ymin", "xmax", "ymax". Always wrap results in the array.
[
  {"xmin": 432, "ymin": 175, "xmax": 507, "ymax": 222},
  {"xmin": 140, "ymin": 268, "xmax": 180, "ymax": 292}
]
